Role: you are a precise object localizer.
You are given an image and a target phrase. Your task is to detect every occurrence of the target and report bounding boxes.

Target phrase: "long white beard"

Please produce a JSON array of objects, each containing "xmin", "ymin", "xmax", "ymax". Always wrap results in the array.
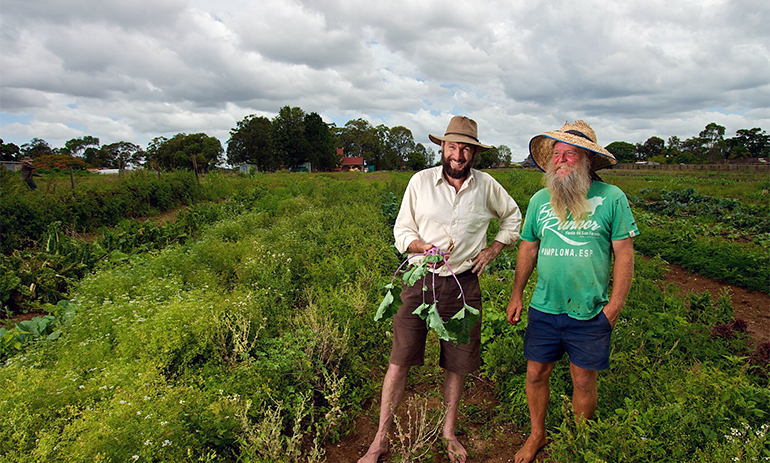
[{"xmin": 544, "ymin": 155, "xmax": 592, "ymax": 224}]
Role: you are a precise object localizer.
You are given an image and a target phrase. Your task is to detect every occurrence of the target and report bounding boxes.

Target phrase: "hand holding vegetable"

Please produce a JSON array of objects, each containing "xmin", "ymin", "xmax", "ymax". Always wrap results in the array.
[{"xmin": 374, "ymin": 244, "xmax": 479, "ymax": 345}]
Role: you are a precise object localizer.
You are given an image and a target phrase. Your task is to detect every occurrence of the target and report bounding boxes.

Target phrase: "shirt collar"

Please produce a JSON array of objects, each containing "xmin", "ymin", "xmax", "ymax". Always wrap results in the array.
[{"xmin": 433, "ymin": 166, "xmax": 476, "ymax": 189}]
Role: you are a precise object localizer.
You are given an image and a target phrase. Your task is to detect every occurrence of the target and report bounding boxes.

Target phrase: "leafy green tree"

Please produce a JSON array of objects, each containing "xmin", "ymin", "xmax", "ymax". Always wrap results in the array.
[
  {"xmin": 725, "ymin": 140, "xmax": 751, "ymax": 160},
  {"xmin": 733, "ymin": 128, "xmax": 769, "ymax": 158},
  {"xmin": 21, "ymin": 138, "xmax": 53, "ymax": 158},
  {"xmin": 635, "ymin": 137, "xmax": 665, "ymax": 161},
  {"xmin": 101, "ymin": 142, "xmax": 144, "ymax": 170},
  {"xmin": 272, "ymin": 106, "xmax": 309, "ymax": 170},
  {"xmin": 376, "ymin": 124, "xmax": 400, "ymax": 170},
  {"xmin": 337, "ymin": 118, "xmax": 373, "ymax": 158},
  {"xmin": 700, "ymin": 123, "xmax": 727, "ymax": 162},
  {"xmin": 666, "ymin": 136, "xmax": 682, "ymax": 151},
  {"xmin": 404, "ymin": 144, "xmax": 433, "ymax": 171},
  {"xmin": 144, "ymin": 136, "xmax": 167, "ymax": 173},
  {"xmin": 425, "ymin": 145, "xmax": 437, "ymax": 166},
  {"xmin": 63, "ymin": 136, "xmax": 100, "ymax": 158},
  {"xmin": 337, "ymin": 119, "xmax": 396, "ymax": 170},
  {"xmin": 146, "ymin": 133, "xmax": 222, "ymax": 172},
  {"xmin": 227, "ymin": 114, "xmax": 276, "ymax": 171},
  {"xmin": 304, "ymin": 112, "xmax": 338, "ymax": 171},
  {"xmin": 497, "ymin": 145, "xmax": 513, "ymax": 167},
  {"xmin": 663, "ymin": 136, "xmax": 682, "ymax": 159},
  {"xmin": 388, "ymin": 126, "xmax": 416, "ymax": 165},
  {"xmin": 0, "ymin": 139, "xmax": 21, "ymax": 161},
  {"xmin": 605, "ymin": 141, "xmax": 637, "ymax": 163},
  {"xmin": 700, "ymin": 123, "xmax": 726, "ymax": 150},
  {"xmin": 474, "ymin": 146, "xmax": 501, "ymax": 169},
  {"xmin": 405, "ymin": 150, "xmax": 427, "ymax": 171}
]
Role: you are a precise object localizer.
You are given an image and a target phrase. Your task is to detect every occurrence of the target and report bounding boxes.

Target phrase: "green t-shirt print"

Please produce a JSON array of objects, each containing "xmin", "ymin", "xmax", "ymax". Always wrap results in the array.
[{"xmin": 521, "ymin": 182, "xmax": 639, "ymax": 320}]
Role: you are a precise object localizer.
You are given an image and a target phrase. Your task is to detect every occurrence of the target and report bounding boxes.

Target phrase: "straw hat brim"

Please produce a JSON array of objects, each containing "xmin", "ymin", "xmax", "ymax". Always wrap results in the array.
[
  {"xmin": 429, "ymin": 134, "xmax": 492, "ymax": 153},
  {"xmin": 529, "ymin": 132, "xmax": 617, "ymax": 172}
]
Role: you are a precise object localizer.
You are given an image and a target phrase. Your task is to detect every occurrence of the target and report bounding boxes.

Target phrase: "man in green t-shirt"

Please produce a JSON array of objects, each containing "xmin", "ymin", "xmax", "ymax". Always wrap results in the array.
[{"xmin": 506, "ymin": 120, "xmax": 638, "ymax": 463}]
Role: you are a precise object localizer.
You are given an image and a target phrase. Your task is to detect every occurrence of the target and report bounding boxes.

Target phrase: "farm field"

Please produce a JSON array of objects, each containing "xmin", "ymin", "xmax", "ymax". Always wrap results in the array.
[{"xmin": 1, "ymin": 168, "xmax": 768, "ymax": 462}]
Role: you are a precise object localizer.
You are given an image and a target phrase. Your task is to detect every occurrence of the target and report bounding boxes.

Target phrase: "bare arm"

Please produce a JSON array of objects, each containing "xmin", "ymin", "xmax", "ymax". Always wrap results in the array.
[
  {"xmin": 506, "ymin": 240, "xmax": 540, "ymax": 325},
  {"xmin": 602, "ymin": 237, "xmax": 634, "ymax": 328}
]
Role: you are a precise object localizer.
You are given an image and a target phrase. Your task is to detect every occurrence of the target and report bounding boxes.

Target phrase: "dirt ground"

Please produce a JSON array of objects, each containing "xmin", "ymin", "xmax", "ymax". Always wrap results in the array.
[{"xmin": 328, "ymin": 263, "xmax": 770, "ymax": 463}]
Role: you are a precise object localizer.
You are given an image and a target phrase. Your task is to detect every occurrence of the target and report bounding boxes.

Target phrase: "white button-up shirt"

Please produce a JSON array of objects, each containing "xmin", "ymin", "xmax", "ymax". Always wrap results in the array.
[{"xmin": 394, "ymin": 166, "xmax": 522, "ymax": 276}]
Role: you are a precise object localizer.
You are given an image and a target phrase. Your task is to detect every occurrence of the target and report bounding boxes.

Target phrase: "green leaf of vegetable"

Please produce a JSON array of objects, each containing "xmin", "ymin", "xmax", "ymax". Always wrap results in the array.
[
  {"xmin": 412, "ymin": 302, "xmax": 432, "ymax": 319},
  {"xmin": 374, "ymin": 290, "xmax": 396, "ymax": 321},
  {"xmin": 402, "ymin": 262, "xmax": 428, "ymax": 287},
  {"xmin": 426, "ymin": 304, "xmax": 451, "ymax": 342}
]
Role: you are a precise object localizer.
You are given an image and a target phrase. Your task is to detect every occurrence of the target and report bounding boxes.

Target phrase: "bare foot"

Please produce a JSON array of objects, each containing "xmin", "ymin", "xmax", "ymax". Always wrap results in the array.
[
  {"xmin": 357, "ymin": 437, "xmax": 388, "ymax": 463},
  {"xmin": 514, "ymin": 433, "xmax": 548, "ymax": 463},
  {"xmin": 445, "ymin": 436, "xmax": 467, "ymax": 463}
]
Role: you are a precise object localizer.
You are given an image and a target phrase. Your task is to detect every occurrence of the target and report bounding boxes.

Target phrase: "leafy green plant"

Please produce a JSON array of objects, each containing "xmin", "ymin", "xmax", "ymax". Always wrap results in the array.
[{"xmin": 376, "ymin": 246, "xmax": 480, "ymax": 344}]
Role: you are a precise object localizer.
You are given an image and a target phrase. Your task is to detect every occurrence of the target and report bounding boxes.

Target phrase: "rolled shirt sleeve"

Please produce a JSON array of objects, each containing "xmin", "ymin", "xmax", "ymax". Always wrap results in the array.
[{"xmin": 393, "ymin": 175, "xmax": 423, "ymax": 254}]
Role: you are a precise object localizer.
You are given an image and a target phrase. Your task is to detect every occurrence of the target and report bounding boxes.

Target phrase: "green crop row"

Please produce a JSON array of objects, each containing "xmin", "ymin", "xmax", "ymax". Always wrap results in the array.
[
  {"xmin": 632, "ymin": 210, "xmax": 770, "ymax": 293},
  {"xmin": 631, "ymin": 187, "xmax": 770, "ymax": 235},
  {"xmin": 0, "ymin": 169, "xmax": 205, "ymax": 254}
]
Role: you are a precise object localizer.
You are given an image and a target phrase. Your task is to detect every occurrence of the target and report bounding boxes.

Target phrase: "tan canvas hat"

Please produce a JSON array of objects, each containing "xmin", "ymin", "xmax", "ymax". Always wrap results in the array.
[
  {"xmin": 429, "ymin": 116, "xmax": 492, "ymax": 152},
  {"xmin": 529, "ymin": 120, "xmax": 617, "ymax": 172}
]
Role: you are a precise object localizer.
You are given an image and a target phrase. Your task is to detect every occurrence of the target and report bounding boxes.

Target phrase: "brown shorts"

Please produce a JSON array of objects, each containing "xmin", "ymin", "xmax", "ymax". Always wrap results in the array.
[{"xmin": 389, "ymin": 270, "xmax": 482, "ymax": 375}]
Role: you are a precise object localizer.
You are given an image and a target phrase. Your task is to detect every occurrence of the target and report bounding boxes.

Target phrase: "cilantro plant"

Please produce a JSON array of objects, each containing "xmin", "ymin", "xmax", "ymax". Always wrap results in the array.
[{"xmin": 375, "ymin": 246, "xmax": 479, "ymax": 344}]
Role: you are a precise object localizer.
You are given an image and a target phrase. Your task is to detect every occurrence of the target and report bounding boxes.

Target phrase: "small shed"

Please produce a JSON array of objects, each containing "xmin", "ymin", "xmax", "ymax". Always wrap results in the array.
[
  {"xmin": 1, "ymin": 161, "xmax": 22, "ymax": 172},
  {"xmin": 341, "ymin": 156, "xmax": 365, "ymax": 172},
  {"xmin": 236, "ymin": 164, "xmax": 257, "ymax": 174}
]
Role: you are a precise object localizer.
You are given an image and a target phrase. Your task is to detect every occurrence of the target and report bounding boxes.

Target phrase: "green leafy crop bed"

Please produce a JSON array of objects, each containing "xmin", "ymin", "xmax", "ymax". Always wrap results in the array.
[{"xmin": 1, "ymin": 170, "xmax": 768, "ymax": 462}]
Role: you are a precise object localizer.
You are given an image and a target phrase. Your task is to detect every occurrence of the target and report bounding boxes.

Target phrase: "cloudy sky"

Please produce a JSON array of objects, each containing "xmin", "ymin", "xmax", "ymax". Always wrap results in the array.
[{"xmin": 1, "ymin": 0, "xmax": 768, "ymax": 161}]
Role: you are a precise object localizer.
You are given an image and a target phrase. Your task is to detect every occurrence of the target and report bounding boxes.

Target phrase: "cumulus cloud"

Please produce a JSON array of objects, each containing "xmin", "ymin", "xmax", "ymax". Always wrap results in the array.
[{"xmin": 0, "ymin": 0, "xmax": 767, "ymax": 160}]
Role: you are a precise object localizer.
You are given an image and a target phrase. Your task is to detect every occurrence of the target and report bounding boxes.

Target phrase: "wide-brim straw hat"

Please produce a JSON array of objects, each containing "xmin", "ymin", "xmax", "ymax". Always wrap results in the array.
[
  {"xmin": 429, "ymin": 116, "xmax": 492, "ymax": 152},
  {"xmin": 529, "ymin": 120, "xmax": 617, "ymax": 172}
]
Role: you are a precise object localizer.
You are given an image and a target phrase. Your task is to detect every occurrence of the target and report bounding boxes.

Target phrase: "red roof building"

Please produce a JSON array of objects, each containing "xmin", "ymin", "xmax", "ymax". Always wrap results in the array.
[{"xmin": 340, "ymin": 156, "xmax": 365, "ymax": 172}]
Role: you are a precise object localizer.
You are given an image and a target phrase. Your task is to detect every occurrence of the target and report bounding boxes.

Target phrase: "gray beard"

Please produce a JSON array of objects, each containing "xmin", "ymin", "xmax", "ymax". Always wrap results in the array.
[{"xmin": 544, "ymin": 156, "xmax": 592, "ymax": 224}]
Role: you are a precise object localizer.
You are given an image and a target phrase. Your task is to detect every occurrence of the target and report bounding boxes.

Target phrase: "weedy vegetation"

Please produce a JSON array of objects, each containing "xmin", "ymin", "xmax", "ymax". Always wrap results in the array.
[{"xmin": 0, "ymin": 168, "xmax": 768, "ymax": 462}]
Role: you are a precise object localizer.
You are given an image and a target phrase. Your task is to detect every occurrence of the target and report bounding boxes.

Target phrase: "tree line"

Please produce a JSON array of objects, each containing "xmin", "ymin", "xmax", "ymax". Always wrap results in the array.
[
  {"xmin": 0, "ymin": 105, "xmax": 517, "ymax": 173},
  {"xmin": 605, "ymin": 123, "xmax": 769, "ymax": 164},
  {"xmin": 3, "ymin": 112, "xmax": 765, "ymax": 173}
]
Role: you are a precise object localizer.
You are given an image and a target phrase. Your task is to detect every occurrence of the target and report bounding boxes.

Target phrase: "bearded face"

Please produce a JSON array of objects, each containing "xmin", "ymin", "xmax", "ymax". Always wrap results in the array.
[
  {"xmin": 441, "ymin": 142, "xmax": 475, "ymax": 179},
  {"xmin": 544, "ymin": 143, "xmax": 593, "ymax": 224}
]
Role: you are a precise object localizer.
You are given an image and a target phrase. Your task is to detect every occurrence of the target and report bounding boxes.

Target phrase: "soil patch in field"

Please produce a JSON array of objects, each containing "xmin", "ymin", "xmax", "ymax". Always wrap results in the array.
[
  {"xmin": 326, "ymin": 376, "xmax": 547, "ymax": 463},
  {"xmin": 658, "ymin": 262, "xmax": 769, "ymax": 343}
]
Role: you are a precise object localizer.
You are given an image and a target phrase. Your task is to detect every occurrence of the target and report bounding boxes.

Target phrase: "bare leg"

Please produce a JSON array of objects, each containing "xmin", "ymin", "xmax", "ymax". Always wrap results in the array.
[
  {"xmin": 442, "ymin": 370, "xmax": 467, "ymax": 463},
  {"xmin": 515, "ymin": 361, "xmax": 554, "ymax": 463},
  {"xmin": 358, "ymin": 363, "xmax": 410, "ymax": 463},
  {"xmin": 569, "ymin": 362, "xmax": 598, "ymax": 422}
]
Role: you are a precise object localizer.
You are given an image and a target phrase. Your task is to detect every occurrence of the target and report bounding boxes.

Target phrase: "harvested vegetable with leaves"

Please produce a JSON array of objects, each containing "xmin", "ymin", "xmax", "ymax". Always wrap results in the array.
[{"xmin": 374, "ymin": 246, "xmax": 480, "ymax": 344}]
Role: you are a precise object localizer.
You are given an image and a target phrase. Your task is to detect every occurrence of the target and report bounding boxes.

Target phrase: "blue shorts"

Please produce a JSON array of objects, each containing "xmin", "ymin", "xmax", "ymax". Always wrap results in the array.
[{"xmin": 523, "ymin": 307, "xmax": 612, "ymax": 371}]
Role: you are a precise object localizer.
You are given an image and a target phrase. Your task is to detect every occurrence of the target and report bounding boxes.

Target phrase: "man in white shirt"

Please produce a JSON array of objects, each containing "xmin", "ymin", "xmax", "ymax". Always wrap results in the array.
[{"xmin": 359, "ymin": 116, "xmax": 522, "ymax": 463}]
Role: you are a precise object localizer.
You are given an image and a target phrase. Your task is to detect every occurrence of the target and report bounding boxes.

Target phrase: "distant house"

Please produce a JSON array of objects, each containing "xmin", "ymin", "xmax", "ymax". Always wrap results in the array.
[
  {"xmin": 334, "ymin": 148, "xmax": 367, "ymax": 172},
  {"xmin": 341, "ymin": 156, "xmax": 365, "ymax": 172},
  {"xmin": 236, "ymin": 164, "xmax": 257, "ymax": 174},
  {"xmin": 520, "ymin": 155, "xmax": 538, "ymax": 169},
  {"xmin": 1, "ymin": 161, "xmax": 22, "ymax": 172}
]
